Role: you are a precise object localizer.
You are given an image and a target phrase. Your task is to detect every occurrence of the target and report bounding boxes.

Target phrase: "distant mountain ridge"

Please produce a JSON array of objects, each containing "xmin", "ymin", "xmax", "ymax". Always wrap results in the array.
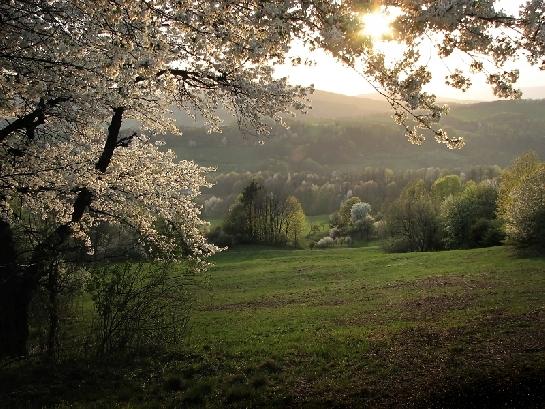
[
  {"xmin": 167, "ymin": 88, "xmax": 545, "ymax": 128},
  {"xmin": 160, "ymin": 96, "xmax": 545, "ymax": 172},
  {"xmin": 124, "ymin": 88, "xmax": 545, "ymax": 131},
  {"xmin": 163, "ymin": 90, "xmax": 392, "ymax": 129}
]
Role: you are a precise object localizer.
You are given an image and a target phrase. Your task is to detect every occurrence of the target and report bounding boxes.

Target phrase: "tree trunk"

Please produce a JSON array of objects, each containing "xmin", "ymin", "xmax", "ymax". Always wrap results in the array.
[
  {"xmin": 0, "ymin": 219, "xmax": 32, "ymax": 358},
  {"xmin": 0, "ymin": 276, "xmax": 32, "ymax": 358},
  {"xmin": 46, "ymin": 264, "xmax": 59, "ymax": 358}
]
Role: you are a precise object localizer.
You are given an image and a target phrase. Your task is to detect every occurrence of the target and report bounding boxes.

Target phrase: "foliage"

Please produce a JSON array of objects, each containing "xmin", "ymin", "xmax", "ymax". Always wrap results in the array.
[
  {"xmin": 350, "ymin": 202, "xmax": 372, "ymax": 223},
  {"xmin": 207, "ymin": 226, "xmax": 235, "ymax": 248},
  {"xmin": 431, "ymin": 175, "xmax": 463, "ymax": 203},
  {"xmin": 385, "ymin": 180, "xmax": 441, "ymax": 252},
  {"xmin": 339, "ymin": 197, "xmax": 362, "ymax": 227},
  {"xmin": 86, "ymin": 263, "xmax": 192, "ymax": 356},
  {"xmin": 224, "ymin": 182, "xmax": 307, "ymax": 247},
  {"xmin": 440, "ymin": 181, "xmax": 502, "ymax": 249},
  {"xmin": 350, "ymin": 202, "xmax": 374, "ymax": 240},
  {"xmin": 285, "ymin": 196, "xmax": 307, "ymax": 247},
  {"xmin": 28, "ymin": 261, "xmax": 90, "ymax": 357},
  {"xmin": 498, "ymin": 153, "xmax": 545, "ymax": 251},
  {"xmin": 352, "ymin": 215, "xmax": 376, "ymax": 241},
  {"xmin": 315, "ymin": 236, "xmax": 336, "ymax": 249},
  {"xmin": 329, "ymin": 197, "xmax": 375, "ymax": 241},
  {"xmin": 203, "ymin": 164, "xmax": 504, "ymax": 219}
]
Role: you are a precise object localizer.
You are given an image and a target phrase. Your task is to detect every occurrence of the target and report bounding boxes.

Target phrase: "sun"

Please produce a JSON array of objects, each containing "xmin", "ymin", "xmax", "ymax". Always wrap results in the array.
[{"xmin": 360, "ymin": 10, "xmax": 395, "ymax": 40}]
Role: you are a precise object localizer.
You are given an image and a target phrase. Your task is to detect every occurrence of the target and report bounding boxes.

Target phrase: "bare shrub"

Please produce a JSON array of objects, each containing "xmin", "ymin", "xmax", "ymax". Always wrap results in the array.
[{"xmin": 86, "ymin": 263, "xmax": 193, "ymax": 356}]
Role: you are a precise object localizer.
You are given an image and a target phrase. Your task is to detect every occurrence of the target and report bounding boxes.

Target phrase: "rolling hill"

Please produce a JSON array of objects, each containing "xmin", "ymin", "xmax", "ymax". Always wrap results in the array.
[{"xmin": 157, "ymin": 93, "xmax": 545, "ymax": 172}]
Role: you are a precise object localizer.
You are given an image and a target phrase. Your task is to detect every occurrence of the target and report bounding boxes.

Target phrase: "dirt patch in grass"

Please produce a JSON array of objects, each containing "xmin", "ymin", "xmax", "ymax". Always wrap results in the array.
[
  {"xmin": 398, "ymin": 292, "xmax": 481, "ymax": 320},
  {"xmin": 382, "ymin": 274, "xmax": 496, "ymax": 291},
  {"xmin": 293, "ymin": 307, "xmax": 545, "ymax": 408},
  {"xmin": 361, "ymin": 308, "xmax": 545, "ymax": 408},
  {"xmin": 309, "ymin": 298, "xmax": 348, "ymax": 307}
]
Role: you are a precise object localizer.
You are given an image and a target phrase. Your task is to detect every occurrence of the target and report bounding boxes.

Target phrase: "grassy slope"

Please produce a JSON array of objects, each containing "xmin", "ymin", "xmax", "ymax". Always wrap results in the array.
[
  {"xmin": 182, "ymin": 245, "xmax": 545, "ymax": 408},
  {"xmin": 2, "ymin": 246, "xmax": 544, "ymax": 408}
]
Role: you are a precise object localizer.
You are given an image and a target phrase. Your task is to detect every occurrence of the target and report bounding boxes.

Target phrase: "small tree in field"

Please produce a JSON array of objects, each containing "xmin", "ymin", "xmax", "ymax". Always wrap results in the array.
[
  {"xmin": 350, "ymin": 202, "xmax": 374, "ymax": 240},
  {"xmin": 440, "ymin": 181, "xmax": 502, "ymax": 249},
  {"xmin": 338, "ymin": 197, "xmax": 362, "ymax": 228},
  {"xmin": 285, "ymin": 196, "xmax": 307, "ymax": 247},
  {"xmin": 498, "ymin": 153, "xmax": 545, "ymax": 251},
  {"xmin": 386, "ymin": 181, "xmax": 440, "ymax": 252},
  {"xmin": 224, "ymin": 183, "xmax": 306, "ymax": 247}
]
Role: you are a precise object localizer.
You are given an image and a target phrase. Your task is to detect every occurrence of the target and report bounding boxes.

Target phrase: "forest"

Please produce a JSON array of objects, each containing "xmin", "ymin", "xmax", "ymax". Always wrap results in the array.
[{"xmin": 205, "ymin": 152, "xmax": 544, "ymax": 253}]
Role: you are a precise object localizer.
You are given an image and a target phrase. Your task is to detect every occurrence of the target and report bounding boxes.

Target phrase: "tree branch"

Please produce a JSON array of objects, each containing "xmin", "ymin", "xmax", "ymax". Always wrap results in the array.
[{"xmin": 0, "ymin": 97, "xmax": 69, "ymax": 143}]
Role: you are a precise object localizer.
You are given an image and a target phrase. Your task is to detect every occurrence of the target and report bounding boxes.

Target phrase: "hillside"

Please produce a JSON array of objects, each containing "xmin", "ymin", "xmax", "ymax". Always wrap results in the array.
[
  {"xmin": 4, "ymin": 246, "xmax": 544, "ymax": 408},
  {"xmin": 160, "ymin": 96, "xmax": 545, "ymax": 172},
  {"xmin": 154, "ymin": 90, "xmax": 393, "ymax": 128}
]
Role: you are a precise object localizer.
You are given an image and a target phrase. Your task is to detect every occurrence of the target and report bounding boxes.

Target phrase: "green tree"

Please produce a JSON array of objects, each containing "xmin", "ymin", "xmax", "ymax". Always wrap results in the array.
[
  {"xmin": 440, "ymin": 181, "xmax": 502, "ymax": 249},
  {"xmin": 386, "ymin": 181, "xmax": 441, "ymax": 252},
  {"xmin": 285, "ymin": 196, "xmax": 306, "ymax": 247},
  {"xmin": 498, "ymin": 153, "xmax": 545, "ymax": 251},
  {"xmin": 334, "ymin": 196, "xmax": 361, "ymax": 229},
  {"xmin": 350, "ymin": 202, "xmax": 374, "ymax": 240},
  {"xmin": 431, "ymin": 175, "xmax": 463, "ymax": 203}
]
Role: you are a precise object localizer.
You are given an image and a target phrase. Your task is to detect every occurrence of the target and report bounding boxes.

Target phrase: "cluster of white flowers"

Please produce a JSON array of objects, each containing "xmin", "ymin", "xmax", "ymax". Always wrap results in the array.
[
  {"xmin": 1, "ymin": 0, "xmax": 544, "ymax": 265},
  {"xmin": 0, "ymin": 0, "xmax": 344, "ymax": 265}
]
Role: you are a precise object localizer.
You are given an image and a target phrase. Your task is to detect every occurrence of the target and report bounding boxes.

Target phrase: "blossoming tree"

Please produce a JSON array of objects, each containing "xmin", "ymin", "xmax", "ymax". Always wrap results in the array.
[{"xmin": 1, "ymin": 0, "xmax": 544, "ymax": 356}]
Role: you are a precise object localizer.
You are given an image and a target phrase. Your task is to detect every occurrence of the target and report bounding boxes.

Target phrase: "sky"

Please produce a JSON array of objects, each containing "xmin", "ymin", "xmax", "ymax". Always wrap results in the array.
[{"xmin": 276, "ymin": 0, "xmax": 545, "ymax": 101}]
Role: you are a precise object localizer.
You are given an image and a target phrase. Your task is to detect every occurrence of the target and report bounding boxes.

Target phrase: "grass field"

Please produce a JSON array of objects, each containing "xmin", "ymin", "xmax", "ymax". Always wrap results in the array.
[{"xmin": 2, "ymin": 245, "xmax": 545, "ymax": 408}]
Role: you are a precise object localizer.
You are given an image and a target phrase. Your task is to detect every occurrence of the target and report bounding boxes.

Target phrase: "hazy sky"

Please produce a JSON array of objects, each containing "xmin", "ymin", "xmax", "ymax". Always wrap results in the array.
[{"xmin": 276, "ymin": 1, "xmax": 545, "ymax": 100}]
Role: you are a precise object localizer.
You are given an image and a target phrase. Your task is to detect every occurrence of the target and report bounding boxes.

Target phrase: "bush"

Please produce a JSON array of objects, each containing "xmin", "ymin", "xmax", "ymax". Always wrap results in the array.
[
  {"xmin": 337, "ymin": 236, "xmax": 353, "ymax": 247},
  {"xmin": 373, "ymin": 220, "xmax": 388, "ymax": 240},
  {"xmin": 440, "ymin": 181, "xmax": 499, "ymax": 249},
  {"xmin": 383, "ymin": 237, "xmax": 414, "ymax": 253},
  {"xmin": 385, "ymin": 180, "xmax": 441, "ymax": 252},
  {"xmin": 329, "ymin": 227, "xmax": 341, "ymax": 239},
  {"xmin": 469, "ymin": 218, "xmax": 505, "ymax": 248},
  {"xmin": 86, "ymin": 263, "xmax": 193, "ymax": 356},
  {"xmin": 315, "ymin": 237, "xmax": 335, "ymax": 248},
  {"xmin": 207, "ymin": 226, "xmax": 235, "ymax": 248},
  {"xmin": 498, "ymin": 154, "xmax": 545, "ymax": 251}
]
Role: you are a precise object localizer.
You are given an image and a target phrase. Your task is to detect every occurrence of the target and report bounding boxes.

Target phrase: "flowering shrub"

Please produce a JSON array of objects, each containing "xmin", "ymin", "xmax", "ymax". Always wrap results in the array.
[{"xmin": 315, "ymin": 237, "xmax": 336, "ymax": 249}]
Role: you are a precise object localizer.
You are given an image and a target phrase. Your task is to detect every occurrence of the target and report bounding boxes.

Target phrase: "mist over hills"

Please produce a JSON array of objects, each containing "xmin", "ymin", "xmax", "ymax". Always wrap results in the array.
[
  {"xmin": 158, "ymin": 90, "xmax": 545, "ymax": 172},
  {"xmin": 161, "ymin": 90, "xmax": 392, "ymax": 128},
  {"xmin": 165, "ymin": 86, "xmax": 545, "ymax": 128}
]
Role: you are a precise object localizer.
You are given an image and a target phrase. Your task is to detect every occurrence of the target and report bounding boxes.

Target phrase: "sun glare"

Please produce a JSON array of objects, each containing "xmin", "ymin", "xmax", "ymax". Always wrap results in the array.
[{"xmin": 360, "ymin": 10, "xmax": 394, "ymax": 40}]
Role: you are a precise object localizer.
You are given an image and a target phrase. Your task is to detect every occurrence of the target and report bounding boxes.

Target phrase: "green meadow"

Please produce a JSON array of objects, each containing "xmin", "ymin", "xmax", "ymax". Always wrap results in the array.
[
  {"xmin": 184, "ymin": 245, "xmax": 545, "ymax": 408},
  {"xmin": 4, "ymin": 245, "xmax": 544, "ymax": 408}
]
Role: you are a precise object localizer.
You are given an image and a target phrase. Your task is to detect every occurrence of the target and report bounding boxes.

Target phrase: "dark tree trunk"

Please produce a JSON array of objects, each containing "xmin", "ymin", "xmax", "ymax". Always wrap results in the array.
[
  {"xmin": 0, "ymin": 219, "xmax": 32, "ymax": 358},
  {"xmin": 0, "ymin": 276, "xmax": 32, "ymax": 358},
  {"xmin": 46, "ymin": 264, "xmax": 59, "ymax": 357}
]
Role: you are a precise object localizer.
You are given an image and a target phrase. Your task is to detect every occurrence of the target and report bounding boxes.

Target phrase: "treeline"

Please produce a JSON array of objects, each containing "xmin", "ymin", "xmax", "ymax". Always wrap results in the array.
[
  {"xmin": 384, "ymin": 177, "xmax": 502, "ymax": 252},
  {"xmin": 210, "ymin": 153, "xmax": 545, "ymax": 254},
  {"xmin": 202, "ymin": 165, "xmax": 503, "ymax": 219},
  {"xmin": 384, "ymin": 153, "xmax": 545, "ymax": 252},
  {"xmin": 323, "ymin": 153, "xmax": 545, "ymax": 253},
  {"xmin": 209, "ymin": 181, "xmax": 306, "ymax": 247}
]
